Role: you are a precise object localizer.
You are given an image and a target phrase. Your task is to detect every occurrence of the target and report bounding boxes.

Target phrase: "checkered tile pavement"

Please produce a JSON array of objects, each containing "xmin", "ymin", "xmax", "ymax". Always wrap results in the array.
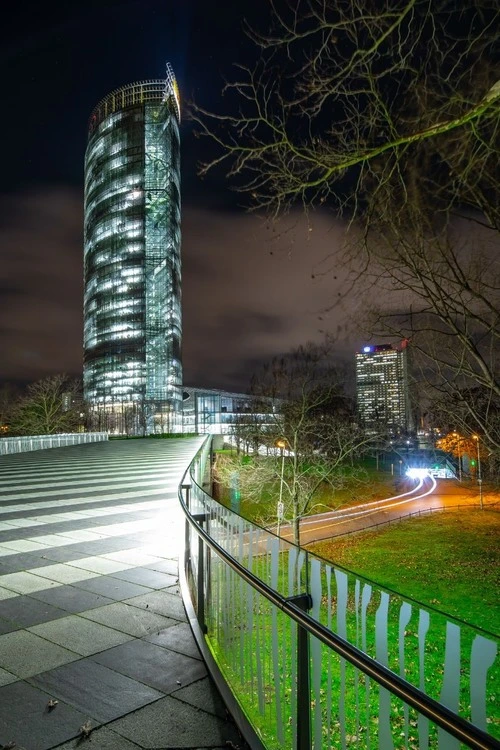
[{"xmin": 0, "ymin": 438, "xmax": 244, "ymax": 750}]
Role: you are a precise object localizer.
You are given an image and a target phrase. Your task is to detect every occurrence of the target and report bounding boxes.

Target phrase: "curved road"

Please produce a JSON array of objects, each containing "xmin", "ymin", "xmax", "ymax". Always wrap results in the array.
[{"xmin": 277, "ymin": 478, "xmax": 498, "ymax": 546}]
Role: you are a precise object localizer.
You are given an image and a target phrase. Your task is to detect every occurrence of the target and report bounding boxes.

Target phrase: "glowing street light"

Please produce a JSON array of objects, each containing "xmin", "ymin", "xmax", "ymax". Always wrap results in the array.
[
  {"xmin": 275, "ymin": 438, "xmax": 287, "ymax": 536},
  {"xmin": 472, "ymin": 435, "xmax": 483, "ymax": 510}
]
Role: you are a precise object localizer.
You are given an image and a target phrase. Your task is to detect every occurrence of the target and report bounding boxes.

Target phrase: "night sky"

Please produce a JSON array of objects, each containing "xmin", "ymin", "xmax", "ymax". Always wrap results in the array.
[{"xmin": 0, "ymin": 0, "xmax": 361, "ymax": 393}]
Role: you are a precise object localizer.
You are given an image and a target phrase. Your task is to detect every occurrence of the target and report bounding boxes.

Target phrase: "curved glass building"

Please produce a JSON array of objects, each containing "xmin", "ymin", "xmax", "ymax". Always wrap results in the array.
[{"xmin": 83, "ymin": 67, "xmax": 182, "ymax": 434}]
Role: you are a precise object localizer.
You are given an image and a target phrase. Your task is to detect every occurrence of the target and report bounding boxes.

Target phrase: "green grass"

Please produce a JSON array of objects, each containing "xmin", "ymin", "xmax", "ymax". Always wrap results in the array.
[{"xmin": 309, "ymin": 509, "xmax": 500, "ymax": 635}]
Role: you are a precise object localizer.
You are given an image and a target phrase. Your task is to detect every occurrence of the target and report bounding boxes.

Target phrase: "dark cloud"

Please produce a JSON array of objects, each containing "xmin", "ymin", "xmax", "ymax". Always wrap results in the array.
[
  {"xmin": 181, "ymin": 207, "xmax": 363, "ymax": 390},
  {"xmin": 0, "ymin": 189, "xmax": 83, "ymax": 382},
  {"xmin": 0, "ymin": 190, "xmax": 364, "ymax": 391}
]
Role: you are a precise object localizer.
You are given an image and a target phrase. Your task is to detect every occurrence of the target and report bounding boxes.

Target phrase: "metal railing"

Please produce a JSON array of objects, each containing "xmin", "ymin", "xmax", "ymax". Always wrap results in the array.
[
  {"xmin": 0, "ymin": 433, "xmax": 108, "ymax": 455},
  {"xmin": 178, "ymin": 437, "xmax": 500, "ymax": 750}
]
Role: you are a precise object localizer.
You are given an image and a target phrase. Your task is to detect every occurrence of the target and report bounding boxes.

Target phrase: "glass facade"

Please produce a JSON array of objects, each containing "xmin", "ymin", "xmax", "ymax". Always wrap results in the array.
[
  {"xmin": 182, "ymin": 388, "xmax": 261, "ymax": 434},
  {"xmin": 83, "ymin": 72, "xmax": 182, "ymax": 434},
  {"xmin": 355, "ymin": 343, "xmax": 410, "ymax": 433}
]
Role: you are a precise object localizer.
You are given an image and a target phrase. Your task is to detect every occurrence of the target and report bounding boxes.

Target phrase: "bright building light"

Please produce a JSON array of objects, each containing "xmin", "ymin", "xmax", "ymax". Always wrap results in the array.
[{"xmin": 406, "ymin": 467, "xmax": 429, "ymax": 479}]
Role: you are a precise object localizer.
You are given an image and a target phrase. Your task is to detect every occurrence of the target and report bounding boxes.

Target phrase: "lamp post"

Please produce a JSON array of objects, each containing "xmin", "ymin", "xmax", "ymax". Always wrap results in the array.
[
  {"xmin": 275, "ymin": 439, "xmax": 286, "ymax": 536},
  {"xmin": 473, "ymin": 435, "xmax": 483, "ymax": 510},
  {"xmin": 453, "ymin": 432, "xmax": 462, "ymax": 482}
]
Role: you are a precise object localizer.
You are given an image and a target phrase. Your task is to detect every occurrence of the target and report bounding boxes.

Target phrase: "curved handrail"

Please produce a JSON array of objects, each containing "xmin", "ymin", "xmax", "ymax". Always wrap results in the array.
[{"xmin": 178, "ymin": 437, "xmax": 499, "ymax": 750}]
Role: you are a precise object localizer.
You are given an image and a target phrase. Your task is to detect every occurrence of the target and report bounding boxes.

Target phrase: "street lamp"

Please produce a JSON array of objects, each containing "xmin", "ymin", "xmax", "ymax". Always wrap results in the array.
[
  {"xmin": 473, "ymin": 435, "xmax": 483, "ymax": 510},
  {"xmin": 453, "ymin": 432, "xmax": 462, "ymax": 482},
  {"xmin": 275, "ymin": 438, "xmax": 287, "ymax": 536}
]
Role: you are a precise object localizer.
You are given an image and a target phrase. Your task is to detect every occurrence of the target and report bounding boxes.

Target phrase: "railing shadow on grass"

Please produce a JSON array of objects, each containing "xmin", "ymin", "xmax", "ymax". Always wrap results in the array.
[
  {"xmin": 178, "ymin": 436, "xmax": 500, "ymax": 750},
  {"xmin": 317, "ymin": 503, "xmax": 500, "ymax": 541}
]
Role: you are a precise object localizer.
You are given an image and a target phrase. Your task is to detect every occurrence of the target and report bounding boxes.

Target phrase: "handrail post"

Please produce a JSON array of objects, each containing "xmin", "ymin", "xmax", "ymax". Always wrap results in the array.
[
  {"xmin": 193, "ymin": 512, "xmax": 208, "ymax": 634},
  {"xmin": 288, "ymin": 593, "xmax": 313, "ymax": 750},
  {"xmin": 182, "ymin": 484, "xmax": 191, "ymax": 571}
]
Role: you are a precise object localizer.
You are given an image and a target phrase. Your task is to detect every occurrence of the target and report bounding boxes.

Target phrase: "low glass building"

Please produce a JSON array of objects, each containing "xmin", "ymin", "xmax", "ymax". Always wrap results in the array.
[
  {"xmin": 182, "ymin": 387, "xmax": 277, "ymax": 435},
  {"xmin": 83, "ymin": 67, "xmax": 182, "ymax": 434}
]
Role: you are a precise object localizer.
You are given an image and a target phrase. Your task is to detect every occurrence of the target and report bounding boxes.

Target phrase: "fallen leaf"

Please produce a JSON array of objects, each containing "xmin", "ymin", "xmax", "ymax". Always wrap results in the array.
[{"xmin": 79, "ymin": 720, "xmax": 92, "ymax": 738}]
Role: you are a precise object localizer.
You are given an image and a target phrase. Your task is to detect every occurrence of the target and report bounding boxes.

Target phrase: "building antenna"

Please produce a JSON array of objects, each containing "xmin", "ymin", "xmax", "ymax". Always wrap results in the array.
[{"xmin": 164, "ymin": 62, "xmax": 181, "ymax": 121}]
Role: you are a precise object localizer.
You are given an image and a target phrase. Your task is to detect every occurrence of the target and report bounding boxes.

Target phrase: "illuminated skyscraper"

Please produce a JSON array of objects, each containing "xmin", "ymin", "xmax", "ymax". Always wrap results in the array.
[
  {"xmin": 83, "ymin": 67, "xmax": 182, "ymax": 434},
  {"xmin": 355, "ymin": 342, "xmax": 410, "ymax": 433}
]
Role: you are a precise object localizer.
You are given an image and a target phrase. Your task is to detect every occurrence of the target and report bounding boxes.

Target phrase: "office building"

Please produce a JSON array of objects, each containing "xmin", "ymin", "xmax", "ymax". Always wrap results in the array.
[
  {"xmin": 355, "ymin": 342, "xmax": 410, "ymax": 433},
  {"xmin": 83, "ymin": 66, "xmax": 182, "ymax": 434},
  {"xmin": 182, "ymin": 387, "xmax": 276, "ymax": 435}
]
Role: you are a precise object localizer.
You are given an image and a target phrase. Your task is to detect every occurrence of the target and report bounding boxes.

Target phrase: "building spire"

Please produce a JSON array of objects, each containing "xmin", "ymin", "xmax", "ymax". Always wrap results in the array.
[{"xmin": 164, "ymin": 62, "xmax": 180, "ymax": 121}]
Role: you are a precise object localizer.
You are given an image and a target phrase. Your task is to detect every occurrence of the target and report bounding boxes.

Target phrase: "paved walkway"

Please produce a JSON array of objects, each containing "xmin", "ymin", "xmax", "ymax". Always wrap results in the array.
[{"xmin": 0, "ymin": 438, "xmax": 247, "ymax": 750}]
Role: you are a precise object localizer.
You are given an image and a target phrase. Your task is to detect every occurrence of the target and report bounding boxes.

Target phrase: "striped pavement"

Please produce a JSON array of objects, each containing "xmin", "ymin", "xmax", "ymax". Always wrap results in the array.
[{"xmin": 0, "ymin": 438, "xmax": 245, "ymax": 750}]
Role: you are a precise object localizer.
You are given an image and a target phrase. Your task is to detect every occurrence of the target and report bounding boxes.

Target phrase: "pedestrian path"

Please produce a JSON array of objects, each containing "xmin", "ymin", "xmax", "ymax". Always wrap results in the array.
[{"xmin": 0, "ymin": 438, "xmax": 247, "ymax": 750}]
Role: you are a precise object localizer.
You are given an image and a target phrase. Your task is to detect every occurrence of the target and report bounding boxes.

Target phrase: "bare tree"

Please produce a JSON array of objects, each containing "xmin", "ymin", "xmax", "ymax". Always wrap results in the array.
[
  {"xmin": 215, "ymin": 343, "xmax": 376, "ymax": 545},
  {"xmin": 191, "ymin": 0, "xmax": 499, "ymax": 219},
  {"xmin": 10, "ymin": 375, "xmax": 82, "ymax": 436},
  {"xmin": 191, "ymin": 0, "xmax": 500, "ymax": 460},
  {"xmin": 0, "ymin": 383, "xmax": 22, "ymax": 433}
]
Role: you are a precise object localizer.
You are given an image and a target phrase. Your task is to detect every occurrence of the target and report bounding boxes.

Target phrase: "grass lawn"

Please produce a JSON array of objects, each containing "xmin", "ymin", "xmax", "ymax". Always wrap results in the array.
[{"xmin": 309, "ymin": 509, "xmax": 500, "ymax": 635}]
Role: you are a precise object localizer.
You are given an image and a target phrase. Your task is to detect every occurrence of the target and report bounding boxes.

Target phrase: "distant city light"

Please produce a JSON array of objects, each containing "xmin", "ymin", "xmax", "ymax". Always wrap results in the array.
[{"xmin": 363, "ymin": 346, "xmax": 372, "ymax": 352}]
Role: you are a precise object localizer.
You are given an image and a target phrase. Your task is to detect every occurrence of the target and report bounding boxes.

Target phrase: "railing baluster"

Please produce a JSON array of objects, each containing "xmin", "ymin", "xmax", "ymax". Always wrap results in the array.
[{"xmin": 287, "ymin": 593, "xmax": 313, "ymax": 750}]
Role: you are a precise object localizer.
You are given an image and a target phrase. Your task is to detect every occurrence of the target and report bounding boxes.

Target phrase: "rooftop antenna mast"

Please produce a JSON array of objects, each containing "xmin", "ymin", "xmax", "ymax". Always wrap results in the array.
[{"xmin": 164, "ymin": 62, "xmax": 180, "ymax": 121}]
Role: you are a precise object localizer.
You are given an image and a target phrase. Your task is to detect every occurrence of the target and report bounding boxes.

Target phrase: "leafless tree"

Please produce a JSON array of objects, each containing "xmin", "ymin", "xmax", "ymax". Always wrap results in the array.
[
  {"xmin": 215, "ymin": 343, "xmax": 376, "ymax": 545},
  {"xmin": 191, "ymin": 0, "xmax": 500, "ymax": 460},
  {"xmin": 191, "ymin": 0, "xmax": 498, "ymax": 219},
  {"xmin": 0, "ymin": 383, "xmax": 22, "ymax": 433},
  {"xmin": 9, "ymin": 375, "xmax": 82, "ymax": 436}
]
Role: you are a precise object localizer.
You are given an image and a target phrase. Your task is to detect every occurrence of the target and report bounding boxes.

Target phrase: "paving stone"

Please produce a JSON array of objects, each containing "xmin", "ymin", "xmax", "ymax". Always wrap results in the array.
[
  {"xmin": 144, "ymin": 558, "xmax": 179, "ymax": 575},
  {"xmin": 124, "ymin": 589, "xmax": 187, "ymax": 622},
  {"xmin": 145, "ymin": 622, "xmax": 201, "ymax": 659},
  {"xmin": 108, "ymin": 694, "xmax": 243, "ymax": 749},
  {"xmin": 52, "ymin": 724, "xmax": 140, "ymax": 749},
  {"xmin": 29, "ymin": 658, "xmax": 163, "ymax": 724},
  {"xmin": 68, "ymin": 537, "xmax": 139, "ymax": 555},
  {"xmin": 0, "ymin": 680, "xmax": 88, "ymax": 750},
  {"xmin": 39, "ymin": 546, "xmax": 91, "ymax": 562},
  {"xmin": 103, "ymin": 548, "xmax": 163, "ymax": 566},
  {"xmin": 110, "ymin": 566, "xmax": 178, "ymax": 588},
  {"xmin": 26, "ymin": 563, "xmax": 101, "ymax": 585},
  {"xmin": 0, "ymin": 571, "xmax": 62, "ymax": 595},
  {"xmin": 91, "ymin": 638, "xmax": 207, "ymax": 693},
  {"xmin": 66, "ymin": 556, "xmax": 134, "ymax": 574},
  {"xmin": 56, "ymin": 529, "xmax": 108, "ymax": 541},
  {"xmin": 172, "ymin": 676, "xmax": 229, "ymax": 719},
  {"xmin": 0, "ymin": 616, "xmax": 20, "ymax": 635},
  {"xmin": 80, "ymin": 601, "xmax": 176, "ymax": 636},
  {"xmin": 30, "ymin": 584, "xmax": 114, "ymax": 613},
  {"xmin": 71, "ymin": 574, "xmax": 153, "ymax": 601},
  {"xmin": 0, "ymin": 586, "xmax": 17, "ymax": 601},
  {"xmin": 29, "ymin": 534, "xmax": 78, "ymax": 547},
  {"xmin": 29, "ymin": 615, "xmax": 133, "ymax": 656},
  {"xmin": 0, "ymin": 539, "xmax": 49, "ymax": 552},
  {"xmin": 0, "ymin": 630, "xmax": 78, "ymax": 678},
  {"xmin": 0, "ymin": 666, "xmax": 17, "ymax": 687},
  {"xmin": 0, "ymin": 595, "xmax": 68, "ymax": 628}
]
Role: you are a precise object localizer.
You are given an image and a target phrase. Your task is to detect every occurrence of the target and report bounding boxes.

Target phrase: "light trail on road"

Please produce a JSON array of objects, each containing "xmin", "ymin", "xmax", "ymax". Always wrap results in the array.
[
  {"xmin": 274, "ymin": 475, "xmax": 440, "ymax": 541},
  {"xmin": 300, "ymin": 475, "xmax": 438, "ymax": 529}
]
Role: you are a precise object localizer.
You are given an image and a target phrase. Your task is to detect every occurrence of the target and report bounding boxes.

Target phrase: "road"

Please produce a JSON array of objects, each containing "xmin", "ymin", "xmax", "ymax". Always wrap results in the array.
[{"xmin": 276, "ymin": 477, "xmax": 498, "ymax": 546}]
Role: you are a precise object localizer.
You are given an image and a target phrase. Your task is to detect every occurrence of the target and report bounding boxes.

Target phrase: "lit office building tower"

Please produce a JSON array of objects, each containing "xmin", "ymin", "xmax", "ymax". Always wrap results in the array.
[
  {"xmin": 355, "ymin": 342, "xmax": 410, "ymax": 433},
  {"xmin": 83, "ymin": 66, "xmax": 182, "ymax": 434}
]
